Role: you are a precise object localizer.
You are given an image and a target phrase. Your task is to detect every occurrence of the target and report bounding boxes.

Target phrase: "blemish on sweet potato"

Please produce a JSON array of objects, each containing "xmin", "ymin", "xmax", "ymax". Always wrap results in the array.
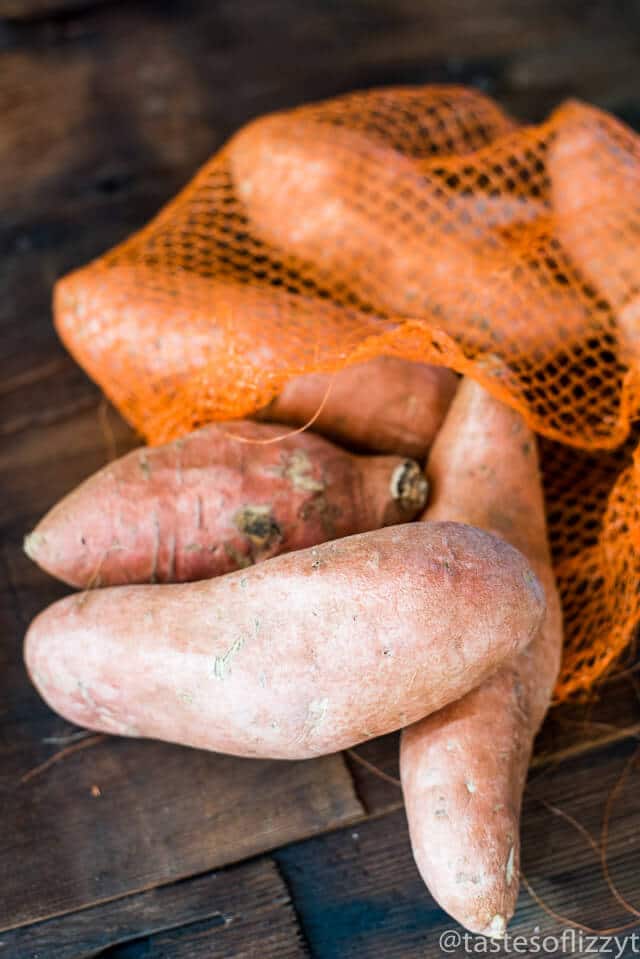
[
  {"xmin": 279, "ymin": 449, "xmax": 325, "ymax": 493},
  {"xmin": 209, "ymin": 636, "xmax": 245, "ymax": 681},
  {"xmin": 150, "ymin": 512, "xmax": 160, "ymax": 584},
  {"xmin": 224, "ymin": 543, "xmax": 253, "ymax": 569},
  {"xmin": 505, "ymin": 845, "xmax": 515, "ymax": 885},
  {"xmin": 299, "ymin": 494, "xmax": 340, "ymax": 539},
  {"xmin": 390, "ymin": 459, "xmax": 429, "ymax": 512},
  {"xmin": 301, "ymin": 697, "xmax": 329, "ymax": 738},
  {"xmin": 234, "ymin": 505, "xmax": 283, "ymax": 551},
  {"xmin": 195, "ymin": 493, "xmax": 204, "ymax": 530},
  {"xmin": 456, "ymin": 872, "xmax": 481, "ymax": 886},
  {"xmin": 138, "ymin": 451, "xmax": 152, "ymax": 478},
  {"xmin": 486, "ymin": 915, "xmax": 506, "ymax": 939}
]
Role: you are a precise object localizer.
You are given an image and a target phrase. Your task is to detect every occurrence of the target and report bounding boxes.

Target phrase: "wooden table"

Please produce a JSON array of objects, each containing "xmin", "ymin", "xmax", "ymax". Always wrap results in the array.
[{"xmin": 2, "ymin": 1, "xmax": 640, "ymax": 955}]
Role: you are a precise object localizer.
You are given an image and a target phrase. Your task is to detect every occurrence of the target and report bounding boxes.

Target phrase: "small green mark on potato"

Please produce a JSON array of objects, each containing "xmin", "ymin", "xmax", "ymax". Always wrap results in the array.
[
  {"xmin": 209, "ymin": 636, "xmax": 245, "ymax": 680},
  {"xmin": 505, "ymin": 845, "xmax": 515, "ymax": 885}
]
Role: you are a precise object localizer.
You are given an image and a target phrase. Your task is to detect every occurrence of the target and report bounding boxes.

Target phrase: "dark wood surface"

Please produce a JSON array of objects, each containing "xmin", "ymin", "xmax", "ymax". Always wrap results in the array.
[
  {"xmin": 2, "ymin": 0, "xmax": 640, "ymax": 955},
  {"xmin": 4, "ymin": 737, "xmax": 640, "ymax": 959},
  {"xmin": 0, "ymin": 858, "xmax": 310, "ymax": 959},
  {"xmin": 275, "ymin": 738, "xmax": 640, "ymax": 958}
]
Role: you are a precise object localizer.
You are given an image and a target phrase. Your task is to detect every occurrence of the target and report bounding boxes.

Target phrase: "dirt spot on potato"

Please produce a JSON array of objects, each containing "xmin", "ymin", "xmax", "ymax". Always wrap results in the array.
[
  {"xmin": 455, "ymin": 871, "xmax": 481, "ymax": 886},
  {"xmin": 271, "ymin": 450, "xmax": 325, "ymax": 493},
  {"xmin": 138, "ymin": 451, "xmax": 152, "ymax": 478},
  {"xmin": 234, "ymin": 506, "xmax": 283, "ymax": 552},
  {"xmin": 299, "ymin": 494, "xmax": 340, "ymax": 538},
  {"xmin": 224, "ymin": 543, "xmax": 253, "ymax": 569}
]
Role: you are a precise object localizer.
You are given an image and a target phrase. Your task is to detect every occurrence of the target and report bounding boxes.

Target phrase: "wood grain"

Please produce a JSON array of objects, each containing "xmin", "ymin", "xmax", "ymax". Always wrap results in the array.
[
  {"xmin": 5, "ymin": 735, "xmax": 640, "ymax": 957},
  {"xmin": 276, "ymin": 738, "xmax": 640, "ymax": 958},
  {"xmin": 0, "ymin": 858, "xmax": 308, "ymax": 959},
  {"xmin": 0, "ymin": 1, "xmax": 109, "ymax": 19}
]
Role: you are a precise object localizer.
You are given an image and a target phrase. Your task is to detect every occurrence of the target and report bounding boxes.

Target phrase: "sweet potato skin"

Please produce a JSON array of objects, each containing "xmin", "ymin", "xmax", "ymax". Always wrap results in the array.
[
  {"xmin": 25, "ymin": 522, "xmax": 545, "ymax": 760},
  {"xmin": 548, "ymin": 99, "xmax": 640, "ymax": 359},
  {"xmin": 53, "ymin": 270, "xmax": 387, "ymax": 442},
  {"xmin": 256, "ymin": 357, "xmax": 458, "ymax": 459},
  {"xmin": 230, "ymin": 114, "xmax": 588, "ymax": 355},
  {"xmin": 25, "ymin": 420, "xmax": 428, "ymax": 588},
  {"xmin": 400, "ymin": 379, "xmax": 563, "ymax": 937}
]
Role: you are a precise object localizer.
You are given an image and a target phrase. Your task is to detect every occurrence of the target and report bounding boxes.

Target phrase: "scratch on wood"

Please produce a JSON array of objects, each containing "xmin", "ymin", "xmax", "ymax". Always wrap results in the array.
[
  {"xmin": 20, "ymin": 734, "xmax": 106, "ymax": 785},
  {"xmin": 346, "ymin": 749, "xmax": 402, "ymax": 788},
  {"xmin": 42, "ymin": 729, "xmax": 95, "ymax": 746},
  {"xmin": 0, "ymin": 357, "xmax": 67, "ymax": 396}
]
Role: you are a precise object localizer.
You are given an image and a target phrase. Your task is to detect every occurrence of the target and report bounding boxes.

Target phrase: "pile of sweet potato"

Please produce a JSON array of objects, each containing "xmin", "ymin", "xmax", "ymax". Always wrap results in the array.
[
  {"xmin": 35, "ymin": 105, "xmax": 632, "ymax": 938},
  {"xmin": 24, "ymin": 361, "xmax": 561, "ymax": 938}
]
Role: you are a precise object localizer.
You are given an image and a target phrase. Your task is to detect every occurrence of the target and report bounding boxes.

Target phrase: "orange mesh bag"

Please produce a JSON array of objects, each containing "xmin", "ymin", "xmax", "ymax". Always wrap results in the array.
[{"xmin": 54, "ymin": 85, "xmax": 640, "ymax": 701}]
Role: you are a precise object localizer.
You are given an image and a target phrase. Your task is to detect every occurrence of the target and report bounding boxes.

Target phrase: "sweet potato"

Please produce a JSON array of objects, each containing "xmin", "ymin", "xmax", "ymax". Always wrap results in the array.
[
  {"xmin": 25, "ymin": 522, "xmax": 545, "ymax": 759},
  {"xmin": 255, "ymin": 357, "xmax": 458, "ymax": 458},
  {"xmin": 400, "ymin": 379, "xmax": 563, "ymax": 937},
  {"xmin": 24, "ymin": 420, "xmax": 428, "ymax": 589},
  {"xmin": 53, "ymin": 269, "xmax": 388, "ymax": 440},
  {"xmin": 548, "ymin": 99, "xmax": 640, "ymax": 358},
  {"xmin": 229, "ymin": 114, "xmax": 589, "ymax": 356}
]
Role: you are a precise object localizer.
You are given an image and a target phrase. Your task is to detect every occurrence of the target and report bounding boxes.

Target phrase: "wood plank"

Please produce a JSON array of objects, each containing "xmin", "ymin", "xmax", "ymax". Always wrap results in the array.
[
  {"xmin": 534, "ymin": 671, "xmax": 640, "ymax": 766},
  {"xmin": 344, "ymin": 732, "xmax": 402, "ymax": 815},
  {"xmin": 0, "ymin": 857, "xmax": 308, "ymax": 959},
  {"xmin": 0, "ymin": 1, "xmax": 109, "ymax": 19},
  {"xmin": 5, "ymin": 733, "xmax": 640, "ymax": 956},
  {"xmin": 1, "ymin": 401, "xmax": 138, "ymax": 536},
  {"xmin": 275, "ymin": 737, "xmax": 640, "ymax": 958}
]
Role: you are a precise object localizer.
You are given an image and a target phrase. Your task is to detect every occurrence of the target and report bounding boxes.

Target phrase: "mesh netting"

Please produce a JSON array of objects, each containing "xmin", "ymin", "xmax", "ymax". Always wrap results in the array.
[{"xmin": 53, "ymin": 85, "xmax": 640, "ymax": 701}]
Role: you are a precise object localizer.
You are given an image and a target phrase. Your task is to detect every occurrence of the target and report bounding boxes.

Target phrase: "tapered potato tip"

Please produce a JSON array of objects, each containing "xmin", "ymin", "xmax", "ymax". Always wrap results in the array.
[
  {"xmin": 23, "ymin": 531, "xmax": 45, "ymax": 563},
  {"xmin": 24, "ymin": 528, "xmax": 73, "ymax": 583},
  {"xmin": 23, "ymin": 509, "xmax": 88, "ymax": 588},
  {"xmin": 401, "ymin": 377, "xmax": 562, "ymax": 938}
]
